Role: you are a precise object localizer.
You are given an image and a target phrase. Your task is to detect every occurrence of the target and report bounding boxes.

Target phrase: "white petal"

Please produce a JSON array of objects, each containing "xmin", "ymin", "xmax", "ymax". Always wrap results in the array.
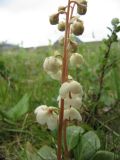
[
  {"xmin": 43, "ymin": 56, "xmax": 62, "ymax": 73},
  {"xmin": 71, "ymin": 97, "xmax": 82, "ymax": 109},
  {"xmin": 47, "ymin": 113, "xmax": 58, "ymax": 130},
  {"xmin": 59, "ymin": 82, "xmax": 70, "ymax": 98},
  {"xmin": 34, "ymin": 105, "xmax": 48, "ymax": 114},
  {"xmin": 69, "ymin": 108, "xmax": 82, "ymax": 121},
  {"xmin": 64, "ymin": 107, "xmax": 82, "ymax": 121},
  {"xmin": 69, "ymin": 80, "xmax": 83, "ymax": 95},
  {"xmin": 64, "ymin": 109, "xmax": 70, "ymax": 120},
  {"xmin": 49, "ymin": 70, "xmax": 62, "ymax": 81},
  {"xmin": 36, "ymin": 111, "xmax": 48, "ymax": 125},
  {"xmin": 70, "ymin": 53, "xmax": 84, "ymax": 67}
]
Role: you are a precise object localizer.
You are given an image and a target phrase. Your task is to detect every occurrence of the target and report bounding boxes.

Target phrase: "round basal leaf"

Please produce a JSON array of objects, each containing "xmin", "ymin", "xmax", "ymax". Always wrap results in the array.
[
  {"xmin": 74, "ymin": 131, "xmax": 101, "ymax": 160},
  {"xmin": 37, "ymin": 145, "xmax": 57, "ymax": 160},
  {"xmin": 91, "ymin": 150, "xmax": 117, "ymax": 160},
  {"xmin": 66, "ymin": 125, "xmax": 84, "ymax": 151}
]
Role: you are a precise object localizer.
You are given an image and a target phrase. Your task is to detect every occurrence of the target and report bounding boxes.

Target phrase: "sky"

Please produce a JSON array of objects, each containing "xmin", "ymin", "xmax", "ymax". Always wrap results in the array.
[{"xmin": 0, "ymin": 0, "xmax": 120, "ymax": 47}]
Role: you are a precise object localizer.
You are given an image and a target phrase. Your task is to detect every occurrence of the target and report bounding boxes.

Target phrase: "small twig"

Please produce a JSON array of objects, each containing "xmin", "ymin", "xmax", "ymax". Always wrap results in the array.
[{"xmin": 94, "ymin": 118, "xmax": 120, "ymax": 137}]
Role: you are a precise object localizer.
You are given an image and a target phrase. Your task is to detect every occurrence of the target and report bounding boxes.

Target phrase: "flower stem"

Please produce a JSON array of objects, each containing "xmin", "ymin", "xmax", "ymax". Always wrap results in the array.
[{"xmin": 57, "ymin": 0, "xmax": 71, "ymax": 160}]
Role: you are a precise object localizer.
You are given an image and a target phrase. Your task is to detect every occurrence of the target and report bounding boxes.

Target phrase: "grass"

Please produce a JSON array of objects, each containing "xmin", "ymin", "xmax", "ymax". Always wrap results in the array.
[{"xmin": 0, "ymin": 41, "xmax": 120, "ymax": 159}]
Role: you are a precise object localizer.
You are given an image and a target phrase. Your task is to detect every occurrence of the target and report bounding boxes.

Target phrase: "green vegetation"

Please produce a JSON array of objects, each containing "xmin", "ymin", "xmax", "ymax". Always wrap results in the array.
[{"xmin": 0, "ymin": 40, "xmax": 120, "ymax": 159}]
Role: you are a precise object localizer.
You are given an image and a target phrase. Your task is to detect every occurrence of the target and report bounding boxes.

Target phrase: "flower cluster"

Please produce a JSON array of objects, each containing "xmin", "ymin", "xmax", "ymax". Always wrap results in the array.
[
  {"xmin": 59, "ymin": 80, "xmax": 83, "ymax": 121},
  {"xmin": 34, "ymin": 0, "xmax": 87, "ymax": 131}
]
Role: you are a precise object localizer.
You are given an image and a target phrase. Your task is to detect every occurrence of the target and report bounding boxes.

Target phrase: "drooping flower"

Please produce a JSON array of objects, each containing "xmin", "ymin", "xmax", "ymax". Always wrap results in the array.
[
  {"xmin": 34, "ymin": 105, "xmax": 58, "ymax": 130},
  {"xmin": 43, "ymin": 56, "xmax": 62, "ymax": 74},
  {"xmin": 64, "ymin": 107, "xmax": 82, "ymax": 121},
  {"xmin": 59, "ymin": 80, "xmax": 83, "ymax": 98},
  {"xmin": 70, "ymin": 53, "xmax": 84, "ymax": 67}
]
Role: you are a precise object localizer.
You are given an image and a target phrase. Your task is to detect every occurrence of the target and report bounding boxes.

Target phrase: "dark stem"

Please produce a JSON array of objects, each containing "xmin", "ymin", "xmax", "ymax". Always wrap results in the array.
[{"xmin": 94, "ymin": 41, "xmax": 112, "ymax": 113}]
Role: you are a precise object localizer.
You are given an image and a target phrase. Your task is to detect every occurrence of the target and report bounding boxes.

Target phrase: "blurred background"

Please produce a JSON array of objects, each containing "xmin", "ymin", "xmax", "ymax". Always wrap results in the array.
[{"xmin": 0, "ymin": 0, "xmax": 120, "ymax": 47}]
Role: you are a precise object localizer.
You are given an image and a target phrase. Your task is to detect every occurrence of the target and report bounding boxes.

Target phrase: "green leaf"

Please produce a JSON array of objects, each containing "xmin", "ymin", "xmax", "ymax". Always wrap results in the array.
[
  {"xmin": 37, "ymin": 145, "xmax": 57, "ymax": 160},
  {"xmin": 66, "ymin": 125, "xmax": 84, "ymax": 151},
  {"xmin": 26, "ymin": 142, "xmax": 42, "ymax": 160},
  {"xmin": 74, "ymin": 131, "xmax": 101, "ymax": 160},
  {"xmin": 7, "ymin": 93, "xmax": 30, "ymax": 121},
  {"xmin": 91, "ymin": 150, "xmax": 117, "ymax": 160}
]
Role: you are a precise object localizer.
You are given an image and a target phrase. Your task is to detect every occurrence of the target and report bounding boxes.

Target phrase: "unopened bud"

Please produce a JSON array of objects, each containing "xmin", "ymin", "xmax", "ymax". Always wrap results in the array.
[
  {"xmin": 77, "ymin": 0, "xmax": 87, "ymax": 15},
  {"xmin": 70, "ymin": 53, "xmax": 84, "ymax": 67},
  {"xmin": 58, "ymin": 21, "xmax": 66, "ymax": 31},
  {"xmin": 43, "ymin": 56, "xmax": 62, "ymax": 73},
  {"xmin": 49, "ymin": 13, "xmax": 59, "ymax": 25},
  {"xmin": 71, "ymin": 20, "xmax": 84, "ymax": 36}
]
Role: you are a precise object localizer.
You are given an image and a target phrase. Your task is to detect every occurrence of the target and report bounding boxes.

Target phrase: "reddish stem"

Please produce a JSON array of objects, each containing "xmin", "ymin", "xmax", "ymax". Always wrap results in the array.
[
  {"xmin": 57, "ymin": 0, "xmax": 71, "ymax": 160},
  {"xmin": 63, "ymin": 120, "xmax": 69, "ymax": 159}
]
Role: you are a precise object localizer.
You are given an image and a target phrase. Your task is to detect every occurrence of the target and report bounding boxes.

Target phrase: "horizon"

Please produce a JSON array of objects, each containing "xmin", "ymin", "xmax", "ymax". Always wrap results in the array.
[{"xmin": 0, "ymin": 0, "xmax": 120, "ymax": 47}]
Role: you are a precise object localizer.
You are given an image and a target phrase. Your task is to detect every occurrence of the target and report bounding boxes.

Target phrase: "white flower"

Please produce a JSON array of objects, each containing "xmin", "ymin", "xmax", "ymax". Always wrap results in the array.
[
  {"xmin": 69, "ymin": 80, "xmax": 83, "ymax": 95},
  {"xmin": 70, "ymin": 53, "xmax": 84, "ymax": 67},
  {"xmin": 43, "ymin": 56, "xmax": 62, "ymax": 73},
  {"xmin": 34, "ymin": 105, "xmax": 58, "ymax": 130},
  {"xmin": 59, "ymin": 82, "xmax": 70, "ymax": 98},
  {"xmin": 48, "ymin": 70, "xmax": 62, "ymax": 81},
  {"xmin": 71, "ymin": 96, "xmax": 82, "ymax": 109},
  {"xmin": 64, "ymin": 107, "xmax": 82, "ymax": 121},
  {"xmin": 58, "ymin": 96, "xmax": 72, "ymax": 109},
  {"xmin": 58, "ymin": 94, "xmax": 82, "ymax": 110},
  {"xmin": 59, "ymin": 80, "xmax": 83, "ymax": 98}
]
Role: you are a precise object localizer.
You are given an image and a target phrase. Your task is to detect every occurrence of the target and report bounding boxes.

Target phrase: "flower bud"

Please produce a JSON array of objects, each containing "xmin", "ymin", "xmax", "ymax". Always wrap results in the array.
[
  {"xmin": 49, "ymin": 13, "xmax": 59, "ymax": 25},
  {"xmin": 70, "ymin": 53, "xmax": 84, "ymax": 67},
  {"xmin": 43, "ymin": 56, "xmax": 62, "ymax": 73},
  {"xmin": 77, "ymin": 0, "xmax": 87, "ymax": 15},
  {"xmin": 58, "ymin": 21, "xmax": 66, "ymax": 31},
  {"xmin": 71, "ymin": 20, "xmax": 84, "ymax": 36},
  {"xmin": 64, "ymin": 107, "xmax": 82, "ymax": 121},
  {"xmin": 111, "ymin": 18, "xmax": 119, "ymax": 26}
]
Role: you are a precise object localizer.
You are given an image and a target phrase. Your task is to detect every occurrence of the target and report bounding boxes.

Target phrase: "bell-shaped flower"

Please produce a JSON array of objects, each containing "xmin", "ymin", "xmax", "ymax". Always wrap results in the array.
[
  {"xmin": 34, "ymin": 105, "xmax": 58, "ymax": 130},
  {"xmin": 43, "ymin": 56, "xmax": 62, "ymax": 74},
  {"xmin": 71, "ymin": 96, "xmax": 82, "ymax": 109},
  {"xmin": 64, "ymin": 107, "xmax": 82, "ymax": 121},
  {"xmin": 58, "ymin": 94, "xmax": 82, "ymax": 110},
  {"xmin": 70, "ymin": 53, "xmax": 84, "ymax": 67},
  {"xmin": 59, "ymin": 80, "xmax": 83, "ymax": 98},
  {"xmin": 59, "ymin": 82, "xmax": 70, "ymax": 98}
]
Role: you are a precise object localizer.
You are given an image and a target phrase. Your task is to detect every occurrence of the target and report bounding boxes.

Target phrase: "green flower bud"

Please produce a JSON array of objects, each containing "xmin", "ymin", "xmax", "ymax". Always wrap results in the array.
[
  {"xmin": 58, "ymin": 21, "xmax": 66, "ymax": 31},
  {"xmin": 49, "ymin": 13, "xmax": 59, "ymax": 25},
  {"xmin": 111, "ymin": 18, "xmax": 119, "ymax": 26},
  {"xmin": 77, "ymin": 0, "xmax": 87, "ymax": 15},
  {"xmin": 71, "ymin": 20, "xmax": 84, "ymax": 36}
]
